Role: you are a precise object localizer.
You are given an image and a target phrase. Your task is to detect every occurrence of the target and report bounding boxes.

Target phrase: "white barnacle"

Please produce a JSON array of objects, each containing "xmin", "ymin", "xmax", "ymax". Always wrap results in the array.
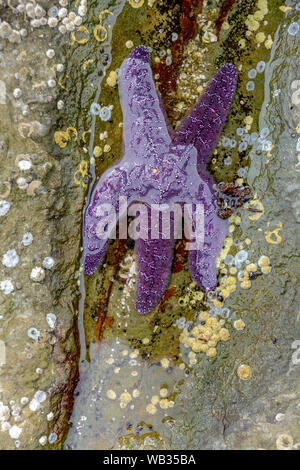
[
  {"xmin": 256, "ymin": 61, "xmax": 266, "ymax": 73},
  {"xmin": 99, "ymin": 106, "xmax": 112, "ymax": 122},
  {"xmin": 20, "ymin": 397, "xmax": 29, "ymax": 406},
  {"xmin": 288, "ymin": 22, "xmax": 299, "ymax": 36},
  {"xmin": 46, "ymin": 313, "xmax": 56, "ymax": 329},
  {"xmin": 0, "ymin": 279, "xmax": 14, "ymax": 294},
  {"xmin": 0, "ymin": 200, "xmax": 10, "ymax": 216},
  {"xmin": 22, "ymin": 232, "xmax": 33, "ymax": 246},
  {"xmin": 29, "ymin": 398, "xmax": 40, "ymax": 411},
  {"xmin": 9, "ymin": 425, "xmax": 22, "ymax": 439},
  {"xmin": 90, "ymin": 103, "xmax": 101, "ymax": 115},
  {"xmin": 43, "ymin": 257, "xmax": 55, "ymax": 269},
  {"xmin": 2, "ymin": 249, "xmax": 19, "ymax": 268},
  {"xmin": 18, "ymin": 159, "xmax": 32, "ymax": 171},
  {"xmin": 27, "ymin": 327, "xmax": 40, "ymax": 341},
  {"xmin": 48, "ymin": 432, "xmax": 57, "ymax": 444},
  {"xmin": 39, "ymin": 436, "xmax": 47, "ymax": 446},
  {"xmin": 30, "ymin": 267, "xmax": 45, "ymax": 282},
  {"xmin": 34, "ymin": 390, "xmax": 47, "ymax": 403},
  {"xmin": 0, "ymin": 402, "xmax": 10, "ymax": 421}
]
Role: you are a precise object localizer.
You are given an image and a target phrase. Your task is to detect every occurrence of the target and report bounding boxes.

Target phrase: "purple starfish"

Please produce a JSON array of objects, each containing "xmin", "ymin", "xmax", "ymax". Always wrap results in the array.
[{"xmin": 83, "ymin": 46, "xmax": 237, "ymax": 314}]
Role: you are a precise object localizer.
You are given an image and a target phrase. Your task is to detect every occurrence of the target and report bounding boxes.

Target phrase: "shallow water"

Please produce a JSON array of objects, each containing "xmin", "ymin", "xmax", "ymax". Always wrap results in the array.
[{"xmin": 65, "ymin": 1, "xmax": 300, "ymax": 450}]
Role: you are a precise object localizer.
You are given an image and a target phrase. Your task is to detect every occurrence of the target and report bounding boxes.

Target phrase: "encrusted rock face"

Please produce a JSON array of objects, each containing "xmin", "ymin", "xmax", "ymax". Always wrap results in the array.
[
  {"xmin": 0, "ymin": 1, "xmax": 84, "ymax": 449},
  {"xmin": 1, "ymin": 0, "xmax": 300, "ymax": 451}
]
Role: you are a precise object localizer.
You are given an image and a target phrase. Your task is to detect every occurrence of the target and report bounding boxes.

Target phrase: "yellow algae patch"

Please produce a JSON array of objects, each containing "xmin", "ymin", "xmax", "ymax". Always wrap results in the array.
[
  {"xmin": 258, "ymin": 255, "xmax": 270, "ymax": 266},
  {"xmin": 248, "ymin": 198, "xmax": 264, "ymax": 220},
  {"xmin": 265, "ymin": 35, "xmax": 273, "ymax": 49},
  {"xmin": 279, "ymin": 5, "xmax": 292, "ymax": 13},
  {"xmin": 70, "ymin": 25, "xmax": 89, "ymax": 46},
  {"xmin": 159, "ymin": 399, "xmax": 169, "ymax": 409},
  {"xmin": 237, "ymin": 364, "xmax": 252, "ymax": 380},
  {"xmin": 240, "ymin": 280, "xmax": 251, "ymax": 290},
  {"xmin": 238, "ymin": 38, "xmax": 246, "ymax": 48},
  {"xmin": 125, "ymin": 40, "xmax": 134, "ymax": 48},
  {"xmin": 244, "ymin": 115, "xmax": 253, "ymax": 130},
  {"xmin": 245, "ymin": 16, "xmax": 260, "ymax": 31},
  {"xmin": 93, "ymin": 146, "xmax": 102, "ymax": 157},
  {"xmin": 253, "ymin": 10, "xmax": 264, "ymax": 21},
  {"xmin": 219, "ymin": 328, "xmax": 230, "ymax": 341},
  {"xmin": 74, "ymin": 160, "xmax": 88, "ymax": 188},
  {"xmin": 107, "ymin": 389, "xmax": 117, "ymax": 400},
  {"xmin": 206, "ymin": 348, "xmax": 217, "ymax": 358},
  {"xmin": 130, "ymin": 350, "xmax": 139, "ymax": 359},
  {"xmin": 258, "ymin": 255, "xmax": 272, "ymax": 274},
  {"xmin": 265, "ymin": 222, "xmax": 282, "ymax": 244},
  {"xmin": 83, "ymin": 59, "xmax": 94, "ymax": 70},
  {"xmin": 159, "ymin": 399, "xmax": 174, "ymax": 409},
  {"xmin": 54, "ymin": 126, "xmax": 78, "ymax": 149},
  {"xmin": 206, "ymin": 317, "xmax": 220, "ymax": 329},
  {"xmin": 142, "ymin": 337, "xmax": 150, "ymax": 345},
  {"xmin": 106, "ymin": 70, "xmax": 118, "ymax": 87},
  {"xmin": 180, "ymin": 313, "xmax": 230, "ymax": 358},
  {"xmin": 216, "ymin": 236, "xmax": 233, "ymax": 268},
  {"xmin": 257, "ymin": 0, "xmax": 268, "ymax": 15},
  {"xmin": 199, "ymin": 311, "xmax": 210, "ymax": 321},
  {"xmin": 132, "ymin": 389, "xmax": 140, "ymax": 398},
  {"xmin": 239, "ymin": 270, "xmax": 249, "ymax": 281},
  {"xmin": 120, "ymin": 392, "xmax": 132, "ymax": 408},
  {"xmin": 188, "ymin": 351, "xmax": 197, "ymax": 365},
  {"xmin": 234, "ymin": 319, "xmax": 245, "ymax": 330},
  {"xmin": 256, "ymin": 32, "xmax": 265, "ymax": 43},
  {"xmin": 246, "ymin": 263, "xmax": 257, "ymax": 272},
  {"xmin": 151, "ymin": 395, "xmax": 160, "ymax": 405},
  {"xmin": 178, "ymin": 286, "xmax": 204, "ymax": 307},
  {"xmin": 146, "ymin": 403, "xmax": 157, "ymax": 415},
  {"xmin": 160, "ymin": 388, "xmax": 168, "ymax": 398},
  {"xmin": 261, "ymin": 265, "xmax": 271, "ymax": 274},
  {"xmin": 161, "ymin": 358, "xmax": 169, "ymax": 369},
  {"xmin": 215, "ymin": 276, "xmax": 237, "ymax": 304},
  {"xmin": 246, "ymin": 0, "xmax": 268, "ymax": 33},
  {"xmin": 103, "ymin": 144, "xmax": 111, "ymax": 153}
]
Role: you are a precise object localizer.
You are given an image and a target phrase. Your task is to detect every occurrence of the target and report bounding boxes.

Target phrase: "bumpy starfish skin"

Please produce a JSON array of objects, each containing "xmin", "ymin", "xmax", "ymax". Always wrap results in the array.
[{"xmin": 83, "ymin": 46, "xmax": 237, "ymax": 314}]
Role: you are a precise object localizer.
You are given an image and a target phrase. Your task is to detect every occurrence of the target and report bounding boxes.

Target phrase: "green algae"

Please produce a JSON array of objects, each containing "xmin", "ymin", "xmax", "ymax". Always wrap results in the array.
[{"xmin": 63, "ymin": 0, "xmax": 300, "ymax": 451}]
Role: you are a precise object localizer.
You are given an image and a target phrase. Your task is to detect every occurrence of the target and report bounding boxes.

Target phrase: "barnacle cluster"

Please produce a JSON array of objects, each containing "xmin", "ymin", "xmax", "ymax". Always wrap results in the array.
[{"xmin": 180, "ymin": 311, "xmax": 230, "ymax": 358}]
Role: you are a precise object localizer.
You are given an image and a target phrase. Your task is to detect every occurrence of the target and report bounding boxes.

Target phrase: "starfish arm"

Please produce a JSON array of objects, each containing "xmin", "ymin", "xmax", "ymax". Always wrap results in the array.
[
  {"xmin": 83, "ymin": 166, "xmax": 128, "ymax": 275},
  {"xmin": 188, "ymin": 213, "xmax": 227, "ymax": 291},
  {"xmin": 119, "ymin": 45, "xmax": 171, "ymax": 161},
  {"xmin": 135, "ymin": 238, "xmax": 175, "ymax": 314},
  {"xmin": 186, "ymin": 182, "xmax": 228, "ymax": 291},
  {"xmin": 134, "ymin": 206, "xmax": 175, "ymax": 313},
  {"xmin": 172, "ymin": 63, "xmax": 237, "ymax": 170}
]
